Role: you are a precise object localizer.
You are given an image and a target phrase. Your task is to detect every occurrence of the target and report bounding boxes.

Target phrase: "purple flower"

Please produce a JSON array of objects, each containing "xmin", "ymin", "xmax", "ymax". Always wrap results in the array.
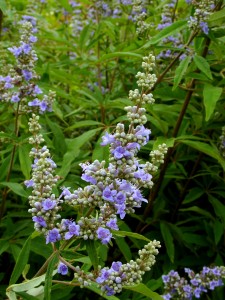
[
  {"xmin": 22, "ymin": 70, "xmax": 33, "ymax": 81},
  {"xmin": 106, "ymin": 218, "xmax": 119, "ymax": 230},
  {"xmin": 135, "ymin": 125, "xmax": 151, "ymax": 144},
  {"xmin": 112, "ymin": 146, "xmax": 131, "ymax": 159},
  {"xmin": 8, "ymin": 46, "xmax": 22, "ymax": 57},
  {"xmin": 32, "ymin": 216, "xmax": 47, "ymax": 227},
  {"xmin": 29, "ymin": 35, "xmax": 37, "ymax": 43},
  {"xmin": 64, "ymin": 222, "xmax": 80, "ymax": 240},
  {"xmin": 39, "ymin": 101, "xmax": 48, "ymax": 111},
  {"xmin": 24, "ymin": 179, "xmax": 34, "ymax": 188},
  {"xmin": 57, "ymin": 262, "xmax": 68, "ymax": 275},
  {"xmin": 96, "ymin": 268, "xmax": 111, "ymax": 284},
  {"xmin": 28, "ymin": 99, "xmax": 40, "ymax": 107},
  {"xmin": 200, "ymin": 21, "xmax": 209, "ymax": 34},
  {"xmin": 104, "ymin": 285, "xmax": 115, "ymax": 296},
  {"xmin": 81, "ymin": 174, "xmax": 97, "ymax": 184},
  {"xmin": 111, "ymin": 261, "xmax": 122, "ymax": 272},
  {"xmin": 33, "ymin": 85, "xmax": 43, "ymax": 95},
  {"xmin": 101, "ymin": 132, "xmax": 115, "ymax": 146},
  {"xmin": 115, "ymin": 203, "xmax": 126, "ymax": 219},
  {"xmin": 42, "ymin": 199, "xmax": 57, "ymax": 211},
  {"xmin": 102, "ymin": 187, "xmax": 116, "ymax": 202},
  {"xmin": 11, "ymin": 94, "xmax": 20, "ymax": 103},
  {"xmin": 96, "ymin": 227, "xmax": 112, "ymax": 244},
  {"xmin": 115, "ymin": 191, "xmax": 126, "ymax": 204},
  {"xmin": 3, "ymin": 75, "xmax": 13, "ymax": 89},
  {"xmin": 46, "ymin": 228, "xmax": 61, "ymax": 243}
]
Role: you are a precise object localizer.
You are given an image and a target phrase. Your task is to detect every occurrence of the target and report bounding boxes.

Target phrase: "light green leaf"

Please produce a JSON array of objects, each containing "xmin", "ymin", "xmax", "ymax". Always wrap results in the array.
[
  {"xmin": 143, "ymin": 20, "xmax": 187, "ymax": 47},
  {"xmin": 19, "ymin": 144, "xmax": 32, "ymax": 179},
  {"xmin": 160, "ymin": 222, "xmax": 174, "ymax": 263},
  {"xmin": 209, "ymin": 9, "xmax": 225, "ymax": 25},
  {"xmin": 203, "ymin": 84, "xmax": 222, "ymax": 121},
  {"xmin": 0, "ymin": 182, "xmax": 28, "ymax": 198},
  {"xmin": 112, "ymin": 230, "xmax": 150, "ymax": 242},
  {"xmin": 9, "ymin": 236, "xmax": 31, "ymax": 285},
  {"xmin": 0, "ymin": 0, "xmax": 7, "ymax": 14},
  {"xmin": 173, "ymin": 56, "xmax": 191, "ymax": 90},
  {"xmin": 14, "ymin": 292, "xmax": 39, "ymax": 300},
  {"xmin": 124, "ymin": 283, "xmax": 163, "ymax": 300},
  {"xmin": 193, "ymin": 55, "xmax": 212, "ymax": 80},
  {"xmin": 44, "ymin": 253, "xmax": 59, "ymax": 300},
  {"xmin": 7, "ymin": 274, "xmax": 46, "ymax": 293}
]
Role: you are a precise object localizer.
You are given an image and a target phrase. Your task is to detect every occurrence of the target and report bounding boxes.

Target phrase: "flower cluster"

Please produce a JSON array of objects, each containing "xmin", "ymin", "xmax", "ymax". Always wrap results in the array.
[
  {"xmin": 186, "ymin": 0, "xmax": 216, "ymax": 35},
  {"xmin": 61, "ymin": 53, "xmax": 167, "ymax": 244},
  {"xmin": 132, "ymin": 0, "xmax": 150, "ymax": 35},
  {"xmin": 96, "ymin": 240, "xmax": 161, "ymax": 295},
  {"xmin": 0, "ymin": 16, "xmax": 54, "ymax": 113},
  {"xmin": 157, "ymin": 0, "xmax": 186, "ymax": 61},
  {"xmin": 162, "ymin": 266, "xmax": 225, "ymax": 299}
]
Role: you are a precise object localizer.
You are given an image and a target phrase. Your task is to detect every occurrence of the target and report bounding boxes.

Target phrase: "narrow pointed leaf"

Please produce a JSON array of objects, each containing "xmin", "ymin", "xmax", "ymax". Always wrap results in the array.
[
  {"xmin": 193, "ymin": 55, "xmax": 212, "ymax": 79},
  {"xmin": 44, "ymin": 253, "xmax": 59, "ymax": 300},
  {"xmin": 124, "ymin": 283, "xmax": 163, "ymax": 300},
  {"xmin": 173, "ymin": 56, "xmax": 191, "ymax": 90}
]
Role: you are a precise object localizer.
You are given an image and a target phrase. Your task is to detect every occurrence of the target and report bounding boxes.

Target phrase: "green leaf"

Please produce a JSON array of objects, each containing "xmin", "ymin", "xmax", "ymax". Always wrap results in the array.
[
  {"xmin": 208, "ymin": 195, "xmax": 225, "ymax": 224},
  {"xmin": 173, "ymin": 56, "xmax": 191, "ymax": 90},
  {"xmin": 193, "ymin": 55, "xmax": 213, "ymax": 80},
  {"xmin": 203, "ymin": 84, "xmax": 223, "ymax": 121},
  {"xmin": 9, "ymin": 235, "xmax": 31, "ymax": 285},
  {"xmin": 85, "ymin": 240, "xmax": 98, "ymax": 271},
  {"xmin": 160, "ymin": 222, "xmax": 174, "ymax": 263},
  {"xmin": 213, "ymin": 219, "xmax": 224, "ymax": 245},
  {"xmin": 7, "ymin": 274, "xmax": 47, "ymax": 293},
  {"xmin": 44, "ymin": 253, "xmax": 59, "ymax": 300},
  {"xmin": 0, "ymin": 0, "xmax": 7, "ymax": 14},
  {"xmin": 19, "ymin": 144, "xmax": 32, "ymax": 179},
  {"xmin": 15, "ymin": 292, "xmax": 39, "ymax": 300},
  {"xmin": 112, "ymin": 230, "xmax": 150, "ymax": 242},
  {"xmin": 179, "ymin": 206, "xmax": 214, "ymax": 220},
  {"xmin": 143, "ymin": 20, "xmax": 187, "ymax": 47},
  {"xmin": 58, "ymin": 128, "xmax": 101, "ymax": 177},
  {"xmin": 99, "ymin": 52, "xmax": 142, "ymax": 62},
  {"xmin": 87, "ymin": 282, "xmax": 120, "ymax": 300},
  {"xmin": 178, "ymin": 139, "xmax": 225, "ymax": 171},
  {"xmin": 115, "ymin": 237, "xmax": 132, "ymax": 262},
  {"xmin": 209, "ymin": 9, "xmax": 225, "ymax": 25},
  {"xmin": 0, "ymin": 182, "xmax": 28, "ymax": 198},
  {"xmin": 124, "ymin": 283, "xmax": 163, "ymax": 300},
  {"xmin": 65, "ymin": 120, "xmax": 103, "ymax": 132}
]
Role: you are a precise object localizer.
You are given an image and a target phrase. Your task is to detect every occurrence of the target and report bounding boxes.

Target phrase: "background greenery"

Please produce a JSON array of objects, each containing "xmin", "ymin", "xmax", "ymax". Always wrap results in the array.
[{"xmin": 0, "ymin": 0, "xmax": 225, "ymax": 299}]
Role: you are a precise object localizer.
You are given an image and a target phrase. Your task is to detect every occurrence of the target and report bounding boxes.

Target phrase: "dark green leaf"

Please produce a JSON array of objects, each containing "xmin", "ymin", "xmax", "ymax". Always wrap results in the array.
[
  {"xmin": 9, "ymin": 236, "xmax": 31, "ymax": 285},
  {"xmin": 19, "ymin": 144, "xmax": 32, "ymax": 179},
  {"xmin": 203, "ymin": 84, "xmax": 222, "ymax": 121},
  {"xmin": 112, "ymin": 230, "xmax": 150, "ymax": 242},
  {"xmin": 173, "ymin": 56, "xmax": 191, "ymax": 90},
  {"xmin": 160, "ymin": 222, "xmax": 174, "ymax": 263},
  {"xmin": 124, "ymin": 283, "xmax": 163, "ymax": 300},
  {"xmin": 0, "ymin": 182, "xmax": 28, "ymax": 198},
  {"xmin": 193, "ymin": 55, "xmax": 212, "ymax": 80},
  {"xmin": 44, "ymin": 253, "xmax": 59, "ymax": 300},
  {"xmin": 86, "ymin": 240, "xmax": 98, "ymax": 271}
]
